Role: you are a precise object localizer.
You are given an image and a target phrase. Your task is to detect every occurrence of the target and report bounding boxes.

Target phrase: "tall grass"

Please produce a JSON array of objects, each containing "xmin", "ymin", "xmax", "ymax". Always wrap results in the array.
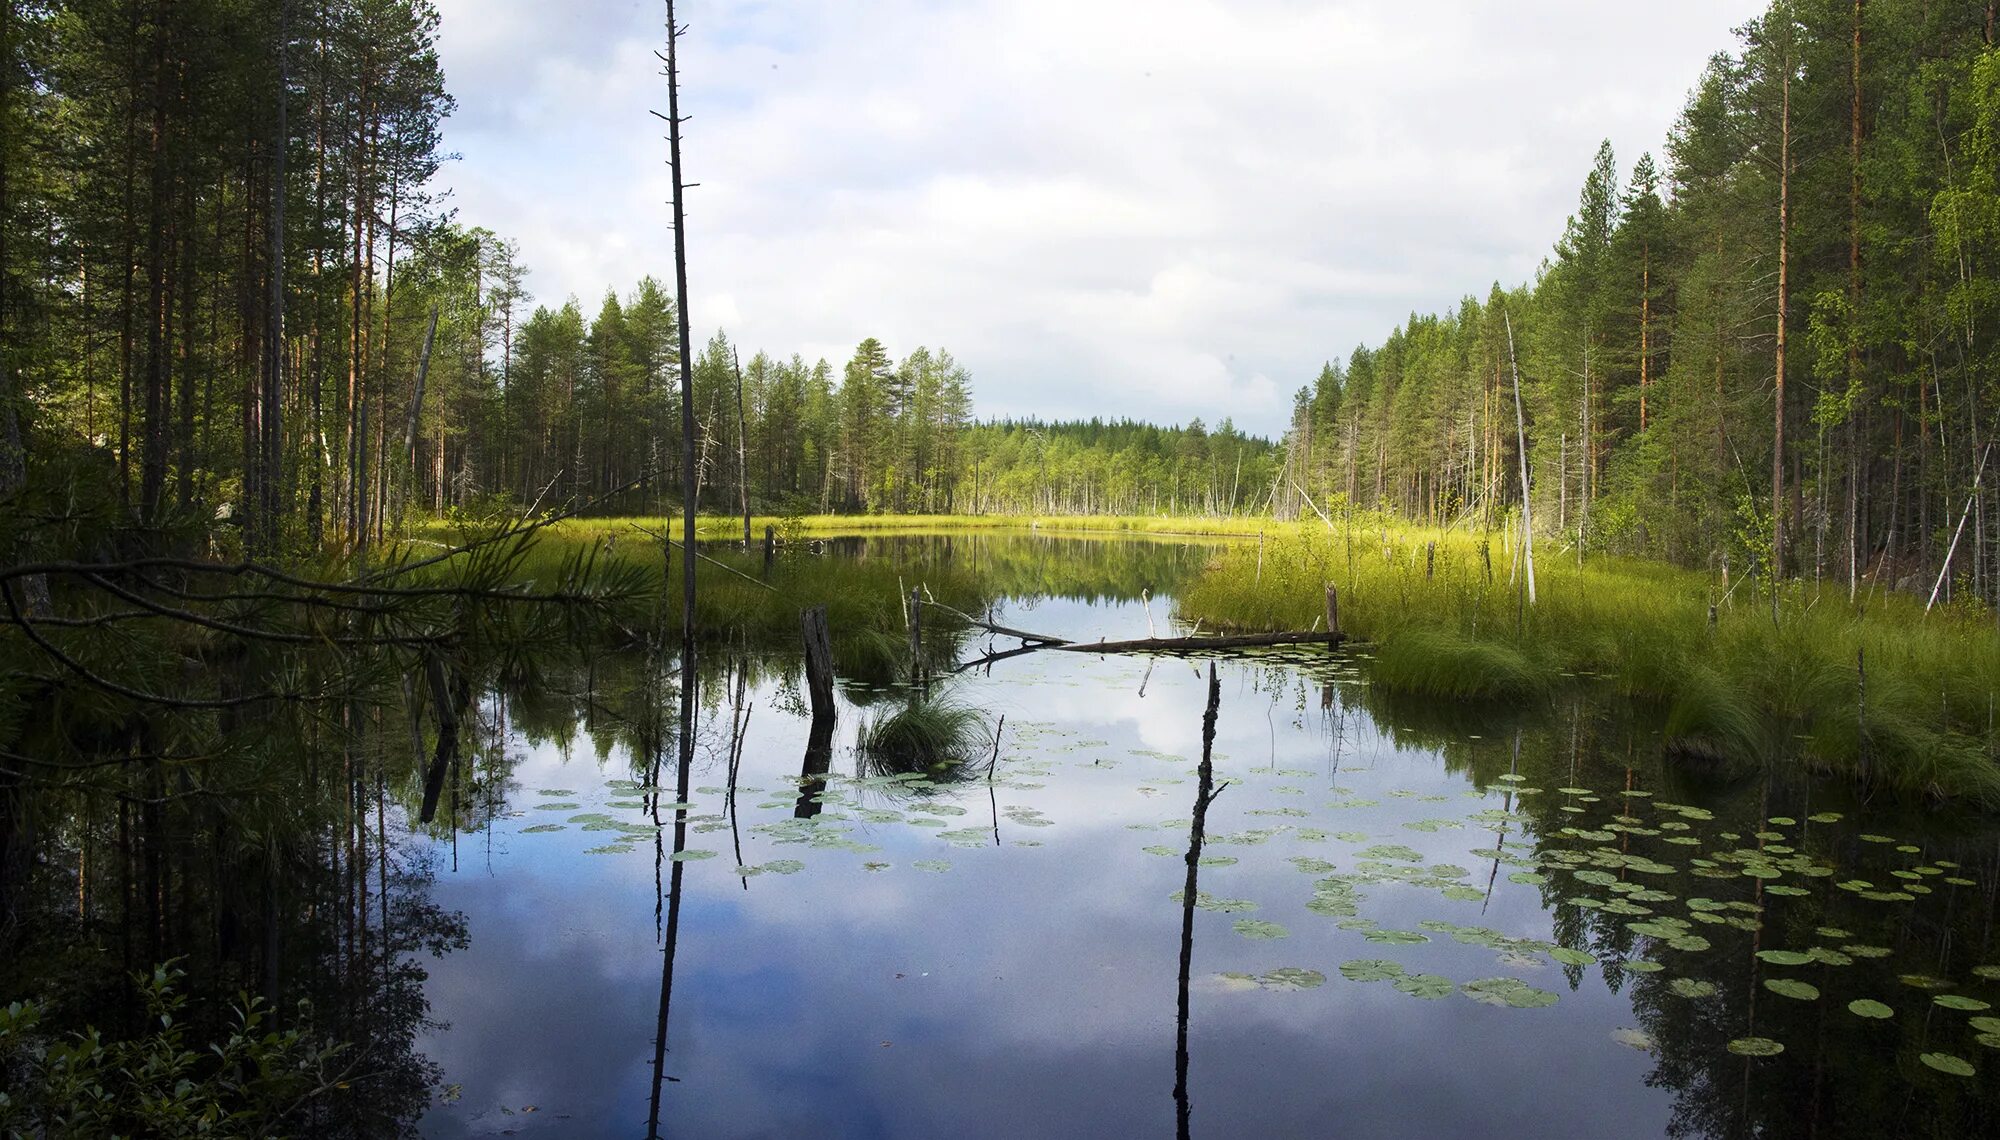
[{"xmin": 1175, "ymin": 523, "xmax": 2000, "ymax": 804}]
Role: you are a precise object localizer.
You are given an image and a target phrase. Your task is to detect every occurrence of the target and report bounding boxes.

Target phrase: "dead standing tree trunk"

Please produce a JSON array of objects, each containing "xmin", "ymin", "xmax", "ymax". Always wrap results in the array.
[
  {"xmin": 650, "ymin": 9, "xmax": 699, "ymax": 1135},
  {"xmin": 1173, "ymin": 663, "xmax": 1224, "ymax": 1140},
  {"xmin": 1505, "ymin": 311, "xmax": 1536, "ymax": 607}
]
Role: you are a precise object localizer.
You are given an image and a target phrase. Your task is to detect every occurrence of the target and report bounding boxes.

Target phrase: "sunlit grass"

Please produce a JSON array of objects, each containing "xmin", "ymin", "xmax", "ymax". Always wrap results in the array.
[
  {"xmin": 1176, "ymin": 520, "xmax": 2000, "ymax": 803},
  {"xmin": 541, "ymin": 512, "xmax": 1286, "ymax": 541}
]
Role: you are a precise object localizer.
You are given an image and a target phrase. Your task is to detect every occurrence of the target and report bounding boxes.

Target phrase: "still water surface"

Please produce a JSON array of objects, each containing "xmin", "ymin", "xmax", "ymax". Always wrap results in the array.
[{"xmin": 414, "ymin": 532, "xmax": 2000, "ymax": 1138}]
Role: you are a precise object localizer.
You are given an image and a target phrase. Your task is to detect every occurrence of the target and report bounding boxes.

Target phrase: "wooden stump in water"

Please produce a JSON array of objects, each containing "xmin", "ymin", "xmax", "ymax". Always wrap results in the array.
[
  {"xmin": 1324, "ymin": 583, "xmax": 1341, "ymax": 637},
  {"xmin": 801, "ymin": 606, "xmax": 835, "ymax": 723},
  {"xmin": 909, "ymin": 587, "xmax": 924, "ymax": 688}
]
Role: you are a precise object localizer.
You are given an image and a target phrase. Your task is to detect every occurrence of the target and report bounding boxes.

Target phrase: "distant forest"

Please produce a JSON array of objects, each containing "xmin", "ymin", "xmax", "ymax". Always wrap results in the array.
[{"xmin": 4, "ymin": 1, "xmax": 2000, "ymax": 601}]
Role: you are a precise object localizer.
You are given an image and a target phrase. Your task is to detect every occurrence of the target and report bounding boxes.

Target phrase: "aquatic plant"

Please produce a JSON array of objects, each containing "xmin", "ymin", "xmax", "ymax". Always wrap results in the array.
[{"xmin": 858, "ymin": 698, "xmax": 992, "ymax": 781}]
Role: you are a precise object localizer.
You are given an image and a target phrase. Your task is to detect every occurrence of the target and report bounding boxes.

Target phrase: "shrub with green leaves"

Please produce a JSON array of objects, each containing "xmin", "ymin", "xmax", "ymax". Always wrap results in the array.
[{"xmin": 0, "ymin": 965, "xmax": 349, "ymax": 1139}]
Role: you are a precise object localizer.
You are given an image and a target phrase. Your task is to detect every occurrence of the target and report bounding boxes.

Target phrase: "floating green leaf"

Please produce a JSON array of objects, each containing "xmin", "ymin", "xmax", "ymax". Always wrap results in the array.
[
  {"xmin": 1233, "ymin": 919, "xmax": 1290, "ymax": 940},
  {"xmin": 1339, "ymin": 959, "xmax": 1405, "ymax": 982},
  {"xmin": 1669, "ymin": 978, "xmax": 1717, "ymax": 999},
  {"xmin": 1764, "ymin": 979, "xmax": 1820, "ymax": 1001},
  {"xmin": 1920, "ymin": 1052, "xmax": 1975, "ymax": 1076},
  {"xmin": 1364, "ymin": 929, "xmax": 1429, "ymax": 945},
  {"xmin": 1461, "ymin": 977, "xmax": 1558, "ymax": 1008},
  {"xmin": 1848, "ymin": 999, "xmax": 1894, "ymax": 1019},
  {"xmin": 520, "ymin": 824, "xmax": 564, "ymax": 834},
  {"xmin": 1727, "ymin": 1037, "xmax": 1785, "ymax": 1057},
  {"xmin": 1936, "ymin": 995, "xmax": 1993, "ymax": 1012},
  {"xmin": 1550, "ymin": 947, "xmax": 1596, "ymax": 967},
  {"xmin": 1611, "ymin": 1028, "xmax": 1656, "ymax": 1052},
  {"xmin": 1756, "ymin": 950, "xmax": 1814, "ymax": 966},
  {"xmin": 1392, "ymin": 973, "xmax": 1455, "ymax": 1000}
]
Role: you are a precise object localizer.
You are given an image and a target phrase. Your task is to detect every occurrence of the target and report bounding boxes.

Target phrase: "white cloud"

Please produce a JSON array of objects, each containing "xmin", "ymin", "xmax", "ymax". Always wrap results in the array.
[{"xmin": 432, "ymin": 0, "xmax": 1766, "ymax": 435}]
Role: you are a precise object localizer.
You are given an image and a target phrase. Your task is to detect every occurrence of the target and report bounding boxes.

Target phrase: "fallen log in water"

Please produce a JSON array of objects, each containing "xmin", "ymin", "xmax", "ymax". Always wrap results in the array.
[
  {"xmin": 1050, "ymin": 631, "xmax": 1344, "ymax": 654},
  {"xmin": 952, "ymin": 629, "xmax": 1344, "ymax": 673}
]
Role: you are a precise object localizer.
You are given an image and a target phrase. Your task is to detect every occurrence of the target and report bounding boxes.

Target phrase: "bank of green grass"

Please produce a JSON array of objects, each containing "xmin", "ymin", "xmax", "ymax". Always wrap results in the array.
[
  {"xmin": 409, "ymin": 519, "xmax": 991, "ymax": 683},
  {"xmin": 546, "ymin": 512, "xmax": 1283, "ymax": 541},
  {"xmin": 1175, "ymin": 525, "xmax": 2000, "ymax": 804}
]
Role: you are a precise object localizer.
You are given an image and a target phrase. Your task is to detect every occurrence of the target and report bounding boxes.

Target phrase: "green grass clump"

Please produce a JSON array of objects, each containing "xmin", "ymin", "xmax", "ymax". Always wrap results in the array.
[
  {"xmin": 1175, "ymin": 520, "xmax": 2000, "ymax": 805},
  {"xmin": 1369, "ymin": 628, "xmax": 1549, "ymax": 702},
  {"xmin": 859, "ymin": 699, "xmax": 991, "ymax": 782}
]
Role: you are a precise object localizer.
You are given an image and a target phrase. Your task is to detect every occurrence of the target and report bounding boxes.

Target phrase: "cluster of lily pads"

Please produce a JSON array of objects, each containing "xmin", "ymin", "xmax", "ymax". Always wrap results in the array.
[
  {"xmin": 502, "ymin": 740, "xmax": 1069, "ymax": 872},
  {"xmin": 1149, "ymin": 766, "xmax": 2000, "ymax": 1075}
]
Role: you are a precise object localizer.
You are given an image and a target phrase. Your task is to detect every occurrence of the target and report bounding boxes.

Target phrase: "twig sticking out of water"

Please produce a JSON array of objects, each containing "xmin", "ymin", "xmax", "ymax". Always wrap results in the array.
[{"xmin": 987, "ymin": 714, "xmax": 1006, "ymax": 780}]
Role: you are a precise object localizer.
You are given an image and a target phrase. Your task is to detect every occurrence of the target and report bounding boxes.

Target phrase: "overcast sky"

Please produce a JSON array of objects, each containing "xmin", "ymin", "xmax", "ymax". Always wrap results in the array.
[{"xmin": 430, "ymin": 0, "xmax": 1765, "ymax": 437}]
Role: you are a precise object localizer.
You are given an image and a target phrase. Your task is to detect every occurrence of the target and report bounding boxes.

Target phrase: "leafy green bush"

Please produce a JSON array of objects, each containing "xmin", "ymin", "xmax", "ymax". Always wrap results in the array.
[{"xmin": 0, "ymin": 965, "xmax": 348, "ymax": 1139}]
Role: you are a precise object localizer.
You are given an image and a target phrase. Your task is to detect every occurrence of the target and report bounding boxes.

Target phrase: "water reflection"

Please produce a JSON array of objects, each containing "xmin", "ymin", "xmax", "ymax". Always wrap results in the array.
[{"xmin": 408, "ymin": 533, "xmax": 2000, "ymax": 1139}]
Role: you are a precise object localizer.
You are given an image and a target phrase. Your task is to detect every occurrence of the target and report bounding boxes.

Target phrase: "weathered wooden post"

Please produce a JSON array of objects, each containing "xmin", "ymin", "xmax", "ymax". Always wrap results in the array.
[
  {"xmin": 801, "ymin": 606, "xmax": 835, "ymax": 724},
  {"xmin": 762, "ymin": 525, "xmax": 775, "ymax": 578},
  {"xmin": 909, "ymin": 587, "xmax": 924, "ymax": 687},
  {"xmin": 1324, "ymin": 583, "xmax": 1340, "ymax": 637}
]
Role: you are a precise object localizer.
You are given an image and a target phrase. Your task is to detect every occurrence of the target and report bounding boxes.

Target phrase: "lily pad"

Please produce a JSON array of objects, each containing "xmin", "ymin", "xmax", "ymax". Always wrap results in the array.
[
  {"xmin": 520, "ymin": 824, "xmax": 565, "ymax": 834},
  {"xmin": 668, "ymin": 849, "xmax": 718, "ymax": 861},
  {"xmin": 1847, "ymin": 999, "xmax": 1894, "ymax": 1019},
  {"xmin": 1669, "ymin": 978, "xmax": 1717, "ymax": 999},
  {"xmin": 1727, "ymin": 1037, "xmax": 1785, "ymax": 1057},
  {"xmin": 1339, "ymin": 959, "xmax": 1405, "ymax": 982},
  {"xmin": 1756, "ymin": 950, "xmax": 1814, "ymax": 966},
  {"xmin": 1764, "ymin": 979, "xmax": 1820, "ymax": 1001},
  {"xmin": 1364, "ymin": 929, "xmax": 1429, "ymax": 945},
  {"xmin": 1392, "ymin": 973, "xmax": 1455, "ymax": 999},
  {"xmin": 1233, "ymin": 919, "xmax": 1290, "ymax": 940},
  {"xmin": 1550, "ymin": 947, "xmax": 1596, "ymax": 967},
  {"xmin": 1936, "ymin": 995, "xmax": 1993, "ymax": 1012},
  {"xmin": 1461, "ymin": 977, "xmax": 1559, "ymax": 1008},
  {"xmin": 1611, "ymin": 1027, "xmax": 1656, "ymax": 1052},
  {"xmin": 1920, "ymin": 1052, "xmax": 1975, "ymax": 1076},
  {"xmin": 1264, "ymin": 967, "xmax": 1327, "ymax": 991},
  {"xmin": 913, "ymin": 859, "xmax": 952, "ymax": 873}
]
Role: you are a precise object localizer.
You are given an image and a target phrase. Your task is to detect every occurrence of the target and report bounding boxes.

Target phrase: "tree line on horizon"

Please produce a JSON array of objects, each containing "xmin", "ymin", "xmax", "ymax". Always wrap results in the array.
[
  {"xmin": 1278, "ymin": 1, "xmax": 2000, "ymax": 604},
  {"xmin": 10, "ymin": 0, "xmax": 2000, "ymax": 607}
]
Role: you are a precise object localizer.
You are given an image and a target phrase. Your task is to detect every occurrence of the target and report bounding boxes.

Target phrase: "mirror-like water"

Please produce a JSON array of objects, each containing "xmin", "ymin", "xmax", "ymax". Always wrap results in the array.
[{"xmin": 414, "ymin": 532, "xmax": 2000, "ymax": 1139}]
